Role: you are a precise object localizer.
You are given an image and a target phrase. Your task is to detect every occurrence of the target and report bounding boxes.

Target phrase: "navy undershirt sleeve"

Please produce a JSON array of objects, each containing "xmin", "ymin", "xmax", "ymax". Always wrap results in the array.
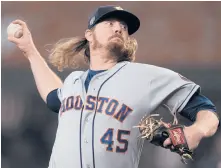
[
  {"xmin": 180, "ymin": 92, "xmax": 217, "ymax": 122},
  {"xmin": 46, "ymin": 89, "xmax": 61, "ymax": 113}
]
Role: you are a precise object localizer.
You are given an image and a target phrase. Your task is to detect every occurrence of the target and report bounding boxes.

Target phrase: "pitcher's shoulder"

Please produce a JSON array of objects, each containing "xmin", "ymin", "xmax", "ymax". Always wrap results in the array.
[
  {"xmin": 63, "ymin": 70, "xmax": 84, "ymax": 84},
  {"xmin": 126, "ymin": 62, "xmax": 175, "ymax": 75}
]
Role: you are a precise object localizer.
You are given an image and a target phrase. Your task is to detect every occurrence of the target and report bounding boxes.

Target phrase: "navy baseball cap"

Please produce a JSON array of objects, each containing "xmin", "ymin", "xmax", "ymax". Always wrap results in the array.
[{"xmin": 88, "ymin": 5, "xmax": 140, "ymax": 35}]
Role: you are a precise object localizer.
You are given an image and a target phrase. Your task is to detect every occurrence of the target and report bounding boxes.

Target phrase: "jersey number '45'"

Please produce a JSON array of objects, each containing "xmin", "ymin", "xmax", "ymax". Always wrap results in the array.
[{"xmin": 100, "ymin": 128, "xmax": 130, "ymax": 153}]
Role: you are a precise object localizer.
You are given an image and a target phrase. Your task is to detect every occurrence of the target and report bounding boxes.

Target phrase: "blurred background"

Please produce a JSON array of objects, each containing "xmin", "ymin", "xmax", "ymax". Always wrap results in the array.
[{"xmin": 1, "ymin": 1, "xmax": 221, "ymax": 168}]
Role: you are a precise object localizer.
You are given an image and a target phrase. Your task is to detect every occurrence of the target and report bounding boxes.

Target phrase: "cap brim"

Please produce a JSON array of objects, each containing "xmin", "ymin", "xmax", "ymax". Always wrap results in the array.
[{"xmin": 95, "ymin": 10, "xmax": 140, "ymax": 35}]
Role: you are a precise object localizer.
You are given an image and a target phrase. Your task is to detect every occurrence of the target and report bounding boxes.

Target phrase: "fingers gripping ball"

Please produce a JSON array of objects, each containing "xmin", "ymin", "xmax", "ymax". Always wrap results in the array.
[
  {"xmin": 7, "ymin": 23, "xmax": 23, "ymax": 38},
  {"xmin": 134, "ymin": 114, "xmax": 193, "ymax": 164}
]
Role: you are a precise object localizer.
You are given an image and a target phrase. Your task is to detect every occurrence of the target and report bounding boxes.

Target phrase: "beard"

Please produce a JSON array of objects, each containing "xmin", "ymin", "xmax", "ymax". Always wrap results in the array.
[
  {"xmin": 106, "ymin": 42, "xmax": 125, "ymax": 61},
  {"xmin": 91, "ymin": 33, "xmax": 135, "ymax": 62},
  {"xmin": 106, "ymin": 35, "xmax": 125, "ymax": 59}
]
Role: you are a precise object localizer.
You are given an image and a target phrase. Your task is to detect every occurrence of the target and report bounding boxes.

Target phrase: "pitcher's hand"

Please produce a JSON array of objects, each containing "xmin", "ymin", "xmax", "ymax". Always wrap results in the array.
[{"xmin": 8, "ymin": 20, "xmax": 38, "ymax": 58}]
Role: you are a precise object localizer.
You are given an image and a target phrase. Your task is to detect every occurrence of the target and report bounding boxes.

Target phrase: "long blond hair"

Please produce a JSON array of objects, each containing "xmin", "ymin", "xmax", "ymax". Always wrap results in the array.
[
  {"xmin": 48, "ymin": 35, "xmax": 138, "ymax": 71},
  {"xmin": 48, "ymin": 36, "xmax": 89, "ymax": 71}
]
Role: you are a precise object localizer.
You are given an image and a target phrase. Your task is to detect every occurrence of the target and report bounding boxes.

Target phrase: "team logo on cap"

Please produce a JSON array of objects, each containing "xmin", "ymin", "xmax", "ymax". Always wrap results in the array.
[
  {"xmin": 90, "ymin": 16, "xmax": 96, "ymax": 26},
  {"xmin": 115, "ymin": 6, "xmax": 123, "ymax": 10}
]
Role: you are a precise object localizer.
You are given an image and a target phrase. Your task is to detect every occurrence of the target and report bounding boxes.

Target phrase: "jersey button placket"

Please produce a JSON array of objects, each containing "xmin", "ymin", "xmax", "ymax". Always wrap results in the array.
[
  {"xmin": 84, "ymin": 118, "xmax": 89, "ymax": 143},
  {"xmin": 93, "ymin": 76, "xmax": 100, "ymax": 92},
  {"xmin": 82, "ymin": 112, "xmax": 93, "ymax": 168},
  {"xmin": 85, "ymin": 77, "xmax": 100, "ymax": 168}
]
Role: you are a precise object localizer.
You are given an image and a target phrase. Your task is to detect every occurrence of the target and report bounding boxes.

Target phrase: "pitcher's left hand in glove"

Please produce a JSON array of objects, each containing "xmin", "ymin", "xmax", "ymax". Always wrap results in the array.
[{"xmin": 134, "ymin": 114, "xmax": 195, "ymax": 164}]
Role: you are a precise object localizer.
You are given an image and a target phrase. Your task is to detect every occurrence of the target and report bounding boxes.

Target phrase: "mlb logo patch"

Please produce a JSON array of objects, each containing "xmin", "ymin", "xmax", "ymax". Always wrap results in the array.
[
  {"xmin": 115, "ymin": 6, "xmax": 123, "ymax": 10},
  {"xmin": 90, "ymin": 16, "xmax": 96, "ymax": 26}
]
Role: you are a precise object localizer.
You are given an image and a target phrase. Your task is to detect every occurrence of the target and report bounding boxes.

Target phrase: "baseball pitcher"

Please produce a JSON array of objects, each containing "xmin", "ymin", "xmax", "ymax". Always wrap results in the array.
[{"xmin": 8, "ymin": 5, "xmax": 219, "ymax": 168}]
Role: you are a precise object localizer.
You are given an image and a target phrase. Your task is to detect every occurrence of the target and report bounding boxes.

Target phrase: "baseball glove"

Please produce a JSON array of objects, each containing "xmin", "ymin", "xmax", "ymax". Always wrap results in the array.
[{"xmin": 134, "ymin": 114, "xmax": 193, "ymax": 164}]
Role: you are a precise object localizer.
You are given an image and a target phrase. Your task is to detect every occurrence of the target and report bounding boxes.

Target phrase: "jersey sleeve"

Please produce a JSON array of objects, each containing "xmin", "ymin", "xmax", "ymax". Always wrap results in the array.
[
  {"xmin": 56, "ymin": 70, "xmax": 84, "ymax": 101},
  {"xmin": 149, "ymin": 66, "xmax": 200, "ymax": 114},
  {"xmin": 48, "ymin": 71, "xmax": 83, "ymax": 114}
]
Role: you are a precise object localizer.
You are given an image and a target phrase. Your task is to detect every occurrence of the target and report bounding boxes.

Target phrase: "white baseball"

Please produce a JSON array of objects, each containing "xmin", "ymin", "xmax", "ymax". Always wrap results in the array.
[{"xmin": 7, "ymin": 23, "xmax": 23, "ymax": 38}]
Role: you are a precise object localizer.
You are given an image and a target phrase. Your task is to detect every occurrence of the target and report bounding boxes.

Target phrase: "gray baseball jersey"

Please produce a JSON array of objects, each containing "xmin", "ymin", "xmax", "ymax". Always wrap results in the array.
[{"xmin": 48, "ymin": 61, "xmax": 200, "ymax": 168}]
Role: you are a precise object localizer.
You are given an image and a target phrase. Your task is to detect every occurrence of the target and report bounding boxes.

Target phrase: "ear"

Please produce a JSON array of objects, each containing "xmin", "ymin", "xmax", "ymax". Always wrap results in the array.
[{"xmin": 85, "ymin": 29, "xmax": 93, "ymax": 42}]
